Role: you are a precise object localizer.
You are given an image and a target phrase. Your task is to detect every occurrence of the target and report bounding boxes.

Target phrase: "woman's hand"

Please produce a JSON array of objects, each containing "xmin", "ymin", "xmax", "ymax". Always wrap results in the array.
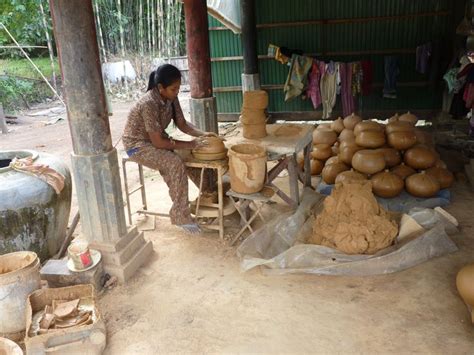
[{"xmin": 191, "ymin": 137, "xmax": 209, "ymax": 149}]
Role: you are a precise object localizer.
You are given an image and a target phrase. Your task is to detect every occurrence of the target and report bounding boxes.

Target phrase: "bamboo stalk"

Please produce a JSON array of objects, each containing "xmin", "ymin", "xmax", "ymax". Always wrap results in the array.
[
  {"xmin": 147, "ymin": 0, "xmax": 151, "ymax": 58},
  {"xmin": 116, "ymin": 0, "xmax": 129, "ymax": 94},
  {"xmin": 94, "ymin": 0, "xmax": 107, "ymax": 63},
  {"xmin": 151, "ymin": 0, "xmax": 156, "ymax": 59},
  {"xmin": 0, "ymin": 23, "xmax": 65, "ymax": 105},
  {"xmin": 38, "ymin": 0, "xmax": 57, "ymax": 94}
]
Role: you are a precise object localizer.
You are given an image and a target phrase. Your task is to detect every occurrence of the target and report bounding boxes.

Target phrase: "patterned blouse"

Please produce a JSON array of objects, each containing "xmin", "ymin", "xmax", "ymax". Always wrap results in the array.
[{"xmin": 122, "ymin": 89, "xmax": 185, "ymax": 150}]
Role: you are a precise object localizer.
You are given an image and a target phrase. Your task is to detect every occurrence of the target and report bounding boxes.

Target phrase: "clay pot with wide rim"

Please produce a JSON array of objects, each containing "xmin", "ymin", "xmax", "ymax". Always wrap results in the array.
[
  {"xmin": 387, "ymin": 131, "xmax": 417, "ymax": 150},
  {"xmin": 313, "ymin": 129, "xmax": 337, "ymax": 145},
  {"xmin": 391, "ymin": 163, "xmax": 416, "ymax": 180},
  {"xmin": 352, "ymin": 149, "xmax": 386, "ymax": 175},
  {"xmin": 343, "ymin": 113, "xmax": 363, "ymax": 130},
  {"xmin": 335, "ymin": 169, "xmax": 367, "ymax": 184},
  {"xmin": 321, "ymin": 162, "xmax": 350, "ymax": 184},
  {"xmin": 355, "ymin": 130, "xmax": 386, "ymax": 149},
  {"xmin": 405, "ymin": 171, "xmax": 440, "ymax": 198},
  {"xmin": 426, "ymin": 166, "xmax": 454, "ymax": 189},
  {"xmin": 370, "ymin": 170, "xmax": 404, "ymax": 198},
  {"xmin": 404, "ymin": 146, "xmax": 437, "ymax": 170}
]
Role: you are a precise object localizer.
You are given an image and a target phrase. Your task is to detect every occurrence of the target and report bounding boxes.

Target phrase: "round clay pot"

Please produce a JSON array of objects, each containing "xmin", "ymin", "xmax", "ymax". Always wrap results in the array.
[
  {"xmin": 354, "ymin": 120, "xmax": 383, "ymax": 136},
  {"xmin": 414, "ymin": 129, "xmax": 434, "ymax": 147},
  {"xmin": 386, "ymin": 121, "xmax": 414, "ymax": 135},
  {"xmin": 398, "ymin": 111, "xmax": 418, "ymax": 125},
  {"xmin": 352, "ymin": 150, "xmax": 386, "ymax": 175},
  {"xmin": 426, "ymin": 167, "xmax": 454, "ymax": 189},
  {"xmin": 371, "ymin": 170, "xmax": 404, "ymax": 198},
  {"xmin": 311, "ymin": 159, "xmax": 324, "ymax": 176},
  {"xmin": 338, "ymin": 129, "xmax": 355, "ymax": 142},
  {"xmin": 321, "ymin": 162, "xmax": 350, "ymax": 184},
  {"xmin": 192, "ymin": 136, "xmax": 226, "ymax": 155},
  {"xmin": 378, "ymin": 148, "xmax": 401, "ymax": 167},
  {"xmin": 391, "ymin": 163, "xmax": 416, "ymax": 180},
  {"xmin": 434, "ymin": 160, "xmax": 448, "ymax": 169},
  {"xmin": 240, "ymin": 108, "xmax": 266, "ymax": 124},
  {"xmin": 335, "ymin": 169, "xmax": 367, "ymax": 184},
  {"xmin": 456, "ymin": 264, "xmax": 474, "ymax": 308},
  {"xmin": 343, "ymin": 113, "xmax": 363, "ymax": 130},
  {"xmin": 312, "ymin": 144, "xmax": 333, "ymax": 161},
  {"xmin": 313, "ymin": 129, "xmax": 337, "ymax": 145},
  {"xmin": 387, "ymin": 131, "xmax": 417, "ymax": 150},
  {"xmin": 404, "ymin": 146, "xmax": 437, "ymax": 170},
  {"xmin": 405, "ymin": 171, "xmax": 440, "ymax": 198},
  {"xmin": 326, "ymin": 156, "xmax": 340, "ymax": 165},
  {"xmin": 331, "ymin": 117, "xmax": 345, "ymax": 133},
  {"xmin": 242, "ymin": 90, "xmax": 269, "ymax": 109},
  {"xmin": 338, "ymin": 144, "xmax": 362, "ymax": 165},
  {"xmin": 355, "ymin": 130, "xmax": 386, "ymax": 149},
  {"xmin": 388, "ymin": 113, "xmax": 399, "ymax": 123},
  {"xmin": 316, "ymin": 123, "xmax": 333, "ymax": 131}
]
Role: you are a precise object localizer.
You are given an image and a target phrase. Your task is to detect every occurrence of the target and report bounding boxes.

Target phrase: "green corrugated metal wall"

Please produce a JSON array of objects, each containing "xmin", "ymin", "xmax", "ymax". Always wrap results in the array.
[{"xmin": 208, "ymin": 0, "xmax": 466, "ymax": 119}]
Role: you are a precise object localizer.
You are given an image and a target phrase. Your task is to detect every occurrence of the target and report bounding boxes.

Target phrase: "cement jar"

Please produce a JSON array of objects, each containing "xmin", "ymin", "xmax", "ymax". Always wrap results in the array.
[
  {"xmin": 0, "ymin": 150, "xmax": 72, "ymax": 260},
  {"xmin": 0, "ymin": 251, "xmax": 41, "ymax": 340},
  {"xmin": 228, "ymin": 144, "xmax": 267, "ymax": 194}
]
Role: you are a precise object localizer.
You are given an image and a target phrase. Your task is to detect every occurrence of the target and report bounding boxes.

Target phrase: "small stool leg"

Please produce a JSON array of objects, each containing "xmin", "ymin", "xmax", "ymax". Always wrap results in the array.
[
  {"xmin": 138, "ymin": 163, "xmax": 147, "ymax": 211},
  {"xmin": 122, "ymin": 158, "xmax": 133, "ymax": 225},
  {"xmin": 217, "ymin": 166, "xmax": 224, "ymax": 239},
  {"xmin": 194, "ymin": 167, "xmax": 205, "ymax": 221}
]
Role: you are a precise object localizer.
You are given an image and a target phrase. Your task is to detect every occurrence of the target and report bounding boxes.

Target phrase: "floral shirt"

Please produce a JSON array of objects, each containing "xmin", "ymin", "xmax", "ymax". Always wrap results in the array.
[{"xmin": 123, "ymin": 89, "xmax": 185, "ymax": 150}]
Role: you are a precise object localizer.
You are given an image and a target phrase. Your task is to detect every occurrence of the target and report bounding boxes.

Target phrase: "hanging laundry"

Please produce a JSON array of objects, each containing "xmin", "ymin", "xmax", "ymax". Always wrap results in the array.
[
  {"xmin": 361, "ymin": 60, "xmax": 373, "ymax": 96},
  {"xmin": 320, "ymin": 62, "xmax": 339, "ymax": 119},
  {"xmin": 268, "ymin": 44, "xmax": 290, "ymax": 65},
  {"xmin": 416, "ymin": 42, "xmax": 432, "ymax": 74},
  {"xmin": 443, "ymin": 67, "xmax": 464, "ymax": 94},
  {"xmin": 339, "ymin": 62, "xmax": 354, "ymax": 117},
  {"xmin": 383, "ymin": 56, "xmax": 399, "ymax": 99},
  {"xmin": 351, "ymin": 62, "xmax": 363, "ymax": 96},
  {"xmin": 284, "ymin": 54, "xmax": 313, "ymax": 101},
  {"xmin": 307, "ymin": 61, "xmax": 322, "ymax": 109}
]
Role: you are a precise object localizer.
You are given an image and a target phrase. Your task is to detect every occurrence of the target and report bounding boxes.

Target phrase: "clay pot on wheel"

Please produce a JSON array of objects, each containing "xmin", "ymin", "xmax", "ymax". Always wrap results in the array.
[{"xmin": 192, "ymin": 137, "xmax": 228, "ymax": 160}]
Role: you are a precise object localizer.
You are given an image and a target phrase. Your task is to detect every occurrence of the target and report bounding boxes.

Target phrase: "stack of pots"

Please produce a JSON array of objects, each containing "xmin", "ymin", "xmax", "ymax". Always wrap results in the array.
[
  {"xmin": 298, "ymin": 112, "xmax": 454, "ymax": 199},
  {"xmin": 240, "ymin": 90, "xmax": 268, "ymax": 139}
]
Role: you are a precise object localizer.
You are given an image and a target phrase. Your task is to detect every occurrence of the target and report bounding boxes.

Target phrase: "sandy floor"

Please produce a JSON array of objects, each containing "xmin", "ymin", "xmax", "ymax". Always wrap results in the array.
[{"xmin": 1, "ymin": 96, "xmax": 474, "ymax": 353}]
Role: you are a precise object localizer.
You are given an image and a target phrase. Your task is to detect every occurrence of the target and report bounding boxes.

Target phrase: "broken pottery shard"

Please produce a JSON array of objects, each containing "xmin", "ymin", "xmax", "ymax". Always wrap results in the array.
[
  {"xmin": 54, "ymin": 298, "xmax": 80, "ymax": 319},
  {"xmin": 39, "ymin": 313, "xmax": 55, "ymax": 330}
]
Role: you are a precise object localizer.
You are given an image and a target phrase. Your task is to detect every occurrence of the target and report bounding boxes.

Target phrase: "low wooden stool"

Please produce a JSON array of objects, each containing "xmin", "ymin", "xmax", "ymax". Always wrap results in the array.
[
  {"xmin": 185, "ymin": 157, "xmax": 234, "ymax": 239},
  {"xmin": 226, "ymin": 186, "xmax": 275, "ymax": 246}
]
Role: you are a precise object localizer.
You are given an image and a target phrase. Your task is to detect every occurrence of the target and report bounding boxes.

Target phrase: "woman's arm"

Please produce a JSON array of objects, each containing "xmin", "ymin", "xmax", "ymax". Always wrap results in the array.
[
  {"xmin": 173, "ymin": 99, "xmax": 217, "ymax": 137},
  {"xmin": 148, "ymin": 131, "xmax": 206, "ymax": 150}
]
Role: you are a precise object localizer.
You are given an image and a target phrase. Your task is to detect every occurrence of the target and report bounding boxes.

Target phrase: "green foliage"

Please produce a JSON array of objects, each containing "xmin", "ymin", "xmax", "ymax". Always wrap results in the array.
[
  {"xmin": 0, "ymin": 57, "xmax": 59, "ymax": 79},
  {"xmin": 0, "ymin": 0, "xmax": 52, "ymax": 58}
]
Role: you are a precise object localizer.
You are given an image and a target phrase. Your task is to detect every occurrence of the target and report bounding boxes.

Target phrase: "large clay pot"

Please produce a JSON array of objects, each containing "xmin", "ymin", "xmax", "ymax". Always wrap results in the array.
[
  {"xmin": 242, "ymin": 90, "xmax": 268, "ymax": 109},
  {"xmin": 331, "ymin": 117, "xmax": 345, "ymax": 133},
  {"xmin": 456, "ymin": 263, "xmax": 474, "ymax": 323},
  {"xmin": 378, "ymin": 148, "xmax": 401, "ymax": 167},
  {"xmin": 310, "ymin": 159, "xmax": 324, "ymax": 176},
  {"xmin": 426, "ymin": 167, "xmax": 454, "ymax": 189},
  {"xmin": 386, "ymin": 121, "xmax": 414, "ymax": 135},
  {"xmin": 335, "ymin": 169, "xmax": 367, "ymax": 184},
  {"xmin": 398, "ymin": 111, "xmax": 418, "ymax": 125},
  {"xmin": 321, "ymin": 162, "xmax": 349, "ymax": 184},
  {"xmin": 312, "ymin": 144, "xmax": 333, "ymax": 161},
  {"xmin": 242, "ymin": 122, "xmax": 267, "ymax": 139},
  {"xmin": 353, "ymin": 120, "xmax": 383, "ymax": 136},
  {"xmin": 352, "ymin": 150, "xmax": 386, "ymax": 175},
  {"xmin": 387, "ymin": 131, "xmax": 417, "ymax": 150},
  {"xmin": 404, "ymin": 146, "xmax": 437, "ymax": 170},
  {"xmin": 228, "ymin": 144, "xmax": 267, "ymax": 194},
  {"xmin": 338, "ymin": 129, "xmax": 355, "ymax": 142},
  {"xmin": 313, "ymin": 129, "xmax": 337, "ymax": 145},
  {"xmin": 343, "ymin": 113, "xmax": 362, "ymax": 130},
  {"xmin": 371, "ymin": 170, "xmax": 404, "ymax": 198},
  {"xmin": 0, "ymin": 150, "xmax": 72, "ymax": 261},
  {"xmin": 405, "ymin": 171, "xmax": 440, "ymax": 198},
  {"xmin": 355, "ymin": 130, "xmax": 386, "ymax": 149},
  {"xmin": 391, "ymin": 163, "xmax": 416, "ymax": 180}
]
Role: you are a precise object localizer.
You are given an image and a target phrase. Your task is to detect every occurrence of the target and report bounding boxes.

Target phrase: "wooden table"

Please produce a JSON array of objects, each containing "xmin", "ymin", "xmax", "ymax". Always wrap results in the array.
[{"xmin": 225, "ymin": 123, "xmax": 313, "ymax": 208}]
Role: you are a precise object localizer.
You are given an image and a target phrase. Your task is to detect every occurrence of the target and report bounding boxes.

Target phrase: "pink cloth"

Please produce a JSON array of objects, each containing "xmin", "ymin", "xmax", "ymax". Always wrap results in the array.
[
  {"xmin": 340, "ymin": 62, "xmax": 355, "ymax": 117},
  {"xmin": 307, "ymin": 61, "xmax": 322, "ymax": 109},
  {"xmin": 10, "ymin": 157, "xmax": 65, "ymax": 194}
]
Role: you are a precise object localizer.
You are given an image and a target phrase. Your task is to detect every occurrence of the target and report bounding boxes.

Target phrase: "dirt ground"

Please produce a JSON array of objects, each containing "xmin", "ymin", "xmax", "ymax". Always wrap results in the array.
[{"xmin": 1, "ymin": 95, "xmax": 474, "ymax": 353}]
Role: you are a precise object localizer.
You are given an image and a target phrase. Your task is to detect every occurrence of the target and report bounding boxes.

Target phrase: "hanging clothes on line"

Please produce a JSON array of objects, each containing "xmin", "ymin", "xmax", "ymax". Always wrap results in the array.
[
  {"xmin": 284, "ymin": 54, "xmax": 313, "ymax": 101},
  {"xmin": 383, "ymin": 56, "xmax": 399, "ymax": 99},
  {"xmin": 361, "ymin": 60, "xmax": 373, "ymax": 96},
  {"xmin": 416, "ymin": 42, "xmax": 432, "ymax": 74},
  {"xmin": 339, "ymin": 62, "xmax": 354, "ymax": 117},
  {"xmin": 320, "ymin": 62, "xmax": 339, "ymax": 119},
  {"xmin": 307, "ymin": 61, "xmax": 324, "ymax": 109},
  {"xmin": 351, "ymin": 61, "xmax": 363, "ymax": 96}
]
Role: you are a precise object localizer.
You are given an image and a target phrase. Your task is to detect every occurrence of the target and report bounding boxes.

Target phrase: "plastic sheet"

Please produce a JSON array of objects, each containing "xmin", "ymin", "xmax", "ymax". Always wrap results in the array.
[{"xmin": 237, "ymin": 188, "xmax": 458, "ymax": 275}]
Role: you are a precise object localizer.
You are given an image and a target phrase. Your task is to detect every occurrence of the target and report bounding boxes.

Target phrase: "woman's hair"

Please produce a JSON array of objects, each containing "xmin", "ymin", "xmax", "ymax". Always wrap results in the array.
[{"xmin": 147, "ymin": 64, "xmax": 182, "ymax": 91}]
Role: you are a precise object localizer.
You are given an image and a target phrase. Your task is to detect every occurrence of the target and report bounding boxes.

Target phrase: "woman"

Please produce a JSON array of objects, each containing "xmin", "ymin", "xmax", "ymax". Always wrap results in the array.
[{"xmin": 123, "ymin": 64, "xmax": 215, "ymax": 234}]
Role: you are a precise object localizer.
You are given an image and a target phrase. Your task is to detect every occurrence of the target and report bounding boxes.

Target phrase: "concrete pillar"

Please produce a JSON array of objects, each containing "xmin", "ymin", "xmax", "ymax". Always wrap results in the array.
[
  {"xmin": 0, "ymin": 104, "xmax": 7, "ymax": 134},
  {"xmin": 183, "ymin": 0, "xmax": 218, "ymax": 133},
  {"xmin": 240, "ymin": 0, "xmax": 260, "ymax": 91},
  {"xmin": 49, "ymin": 0, "xmax": 152, "ymax": 282}
]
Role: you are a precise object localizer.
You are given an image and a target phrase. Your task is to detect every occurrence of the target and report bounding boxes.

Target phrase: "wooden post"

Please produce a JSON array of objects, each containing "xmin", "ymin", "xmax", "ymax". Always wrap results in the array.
[{"xmin": 0, "ymin": 104, "xmax": 7, "ymax": 134}]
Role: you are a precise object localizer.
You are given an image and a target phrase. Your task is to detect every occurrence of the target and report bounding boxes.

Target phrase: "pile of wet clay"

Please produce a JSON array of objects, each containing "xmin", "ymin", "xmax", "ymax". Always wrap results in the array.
[{"xmin": 308, "ymin": 181, "xmax": 399, "ymax": 254}]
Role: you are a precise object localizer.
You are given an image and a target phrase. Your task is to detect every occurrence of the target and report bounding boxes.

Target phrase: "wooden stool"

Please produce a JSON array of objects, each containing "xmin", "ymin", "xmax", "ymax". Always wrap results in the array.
[
  {"xmin": 226, "ymin": 186, "xmax": 275, "ymax": 246},
  {"xmin": 185, "ymin": 157, "xmax": 234, "ymax": 239}
]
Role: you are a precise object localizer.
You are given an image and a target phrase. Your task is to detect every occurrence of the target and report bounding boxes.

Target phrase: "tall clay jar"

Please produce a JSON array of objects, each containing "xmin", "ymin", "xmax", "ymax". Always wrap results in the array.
[
  {"xmin": 228, "ymin": 144, "xmax": 267, "ymax": 194},
  {"xmin": 0, "ymin": 150, "xmax": 72, "ymax": 260}
]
